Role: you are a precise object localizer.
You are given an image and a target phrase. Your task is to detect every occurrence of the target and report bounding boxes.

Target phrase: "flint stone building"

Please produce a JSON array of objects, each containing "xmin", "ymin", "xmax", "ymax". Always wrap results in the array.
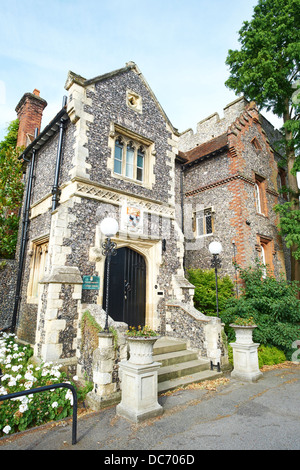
[{"xmin": 1, "ymin": 62, "xmax": 289, "ymax": 385}]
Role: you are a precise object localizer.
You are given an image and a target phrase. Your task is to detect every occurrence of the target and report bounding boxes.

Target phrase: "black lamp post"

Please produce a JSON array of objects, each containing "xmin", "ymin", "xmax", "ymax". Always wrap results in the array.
[
  {"xmin": 100, "ymin": 217, "xmax": 119, "ymax": 332},
  {"xmin": 209, "ymin": 241, "xmax": 223, "ymax": 318}
]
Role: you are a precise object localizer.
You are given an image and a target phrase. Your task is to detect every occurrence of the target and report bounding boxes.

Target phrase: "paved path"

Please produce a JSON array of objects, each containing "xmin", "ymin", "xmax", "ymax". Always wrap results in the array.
[{"xmin": 0, "ymin": 364, "xmax": 299, "ymax": 453}]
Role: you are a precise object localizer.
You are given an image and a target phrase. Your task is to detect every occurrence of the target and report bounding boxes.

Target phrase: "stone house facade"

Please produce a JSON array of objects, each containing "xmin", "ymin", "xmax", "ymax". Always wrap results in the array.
[
  {"xmin": 1, "ymin": 62, "xmax": 288, "ymax": 383},
  {"xmin": 177, "ymin": 97, "xmax": 290, "ymax": 289},
  {"xmin": 8, "ymin": 63, "xmax": 220, "ymax": 378}
]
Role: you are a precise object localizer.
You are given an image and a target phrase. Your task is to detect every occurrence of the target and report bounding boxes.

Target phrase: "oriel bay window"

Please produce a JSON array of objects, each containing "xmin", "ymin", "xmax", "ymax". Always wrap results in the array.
[
  {"xmin": 109, "ymin": 123, "xmax": 155, "ymax": 188},
  {"xmin": 114, "ymin": 136, "xmax": 145, "ymax": 183}
]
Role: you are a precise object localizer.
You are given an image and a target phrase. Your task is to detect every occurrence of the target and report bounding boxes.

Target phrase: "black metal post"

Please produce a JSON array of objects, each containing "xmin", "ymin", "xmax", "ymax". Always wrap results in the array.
[
  {"xmin": 102, "ymin": 237, "xmax": 117, "ymax": 332},
  {"xmin": 211, "ymin": 253, "xmax": 222, "ymax": 318},
  {"xmin": 232, "ymin": 241, "xmax": 239, "ymax": 298},
  {"xmin": 51, "ymin": 96, "xmax": 67, "ymax": 212},
  {"xmin": 0, "ymin": 383, "xmax": 78, "ymax": 445},
  {"xmin": 215, "ymin": 262, "xmax": 219, "ymax": 317},
  {"xmin": 11, "ymin": 128, "xmax": 39, "ymax": 333}
]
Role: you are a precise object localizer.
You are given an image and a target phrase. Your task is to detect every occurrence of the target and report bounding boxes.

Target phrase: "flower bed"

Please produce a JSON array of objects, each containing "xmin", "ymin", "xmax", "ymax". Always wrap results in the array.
[{"xmin": 0, "ymin": 331, "xmax": 90, "ymax": 437}]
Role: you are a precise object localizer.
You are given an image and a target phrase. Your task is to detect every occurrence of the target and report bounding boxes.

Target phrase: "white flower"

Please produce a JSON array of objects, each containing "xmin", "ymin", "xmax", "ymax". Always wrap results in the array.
[
  {"xmin": 8, "ymin": 378, "xmax": 16, "ymax": 387},
  {"xmin": 65, "ymin": 389, "xmax": 73, "ymax": 405},
  {"xmin": 11, "ymin": 365, "xmax": 19, "ymax": 372},
  {"xmin": 73, "ymin": 375, "xmax": 78, "ymax": 381},
  {"xmin": 52, "ymin": 401, "xmax": 58, "ymax": 408},
  {"xmin": 24, "ymin": 371, "xmax": 35, "ymax": 382},
  {"xmin": 24, "ymin": 381, "xmax": 33, "ymax": 389},
  {"xmin": 2, "ymin": 425, "xmax": 11, "ymax": 434},
  {"xmin": 19, "ymin": 403, "xmax": 28, "ymax": 413},
  {"xmin": 52, "ymin": 370, "xmax": 61, "ymax": 378}
]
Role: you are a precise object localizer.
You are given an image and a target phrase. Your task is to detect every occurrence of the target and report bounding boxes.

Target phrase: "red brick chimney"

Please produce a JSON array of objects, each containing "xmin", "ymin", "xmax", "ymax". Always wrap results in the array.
[{"xmin": 15, "ymin": 89, "xmax": 47, "ymax": 148}]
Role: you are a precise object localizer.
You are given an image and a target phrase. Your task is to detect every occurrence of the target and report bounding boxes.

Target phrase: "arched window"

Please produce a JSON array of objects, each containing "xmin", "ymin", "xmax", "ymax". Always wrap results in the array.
[
  {"xmin": 111, "ymin": 125, "xmax": 154, "ymax": 187},
  {"xmin": 126, "ymin": 141, "xmax": 135, "ymax": 179},
  {"xmin": 260, "ymin": 244, "xmax": 267, "ymax": 278},
  {"xmin": 255, "ymin": 183, "xmax": 262, "ymax": 214},
  {"xmin": 137, "ymin": 146, "xmax": 145, "ymax": 182},
  {"xmin": 114, "ymin": 137, "xmax": 123, "ymax": 175},
  {"xmin": 254, "ymin": 175, "xmax": 267, "ymax": 215},
  {"xmin": 113, "ymin": 135, "xmax": 148, "ymax": 183}
]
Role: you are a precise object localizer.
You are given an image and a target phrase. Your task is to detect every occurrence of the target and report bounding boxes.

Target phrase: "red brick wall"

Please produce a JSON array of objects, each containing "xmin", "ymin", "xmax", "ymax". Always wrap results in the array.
[{"xmin": 15, "ymin": 89, "xmax": 47, "ymax": 148}]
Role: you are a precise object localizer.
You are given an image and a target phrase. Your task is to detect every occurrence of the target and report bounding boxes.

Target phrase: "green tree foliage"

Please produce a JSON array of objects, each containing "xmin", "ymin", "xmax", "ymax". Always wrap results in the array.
[
  {"xmin": 225, "ymin": 0, "xmax": 300, "ymax": 278},
  {"xmin": 0, "ymin": 120, "xmax": 24, "ymax": 259},
  {"xmin": 187, "ymin": 268, "xmax": 234, "ymax": 316},
  {"xmin": 225, "ymin": 0, "xmax": 300, "ymax": 118},
  {"xmin": 220, "ymin": 262, "xmax": 300, "ymax": 360},
  {"xmin": 274, "ymin": 201, "xmax": 300, "ymax": 259}
]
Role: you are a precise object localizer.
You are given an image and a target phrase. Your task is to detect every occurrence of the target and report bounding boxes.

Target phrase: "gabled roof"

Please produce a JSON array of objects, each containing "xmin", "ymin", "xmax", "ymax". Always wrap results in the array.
[
  {"xmin": 65, "ymin": 62, "xmax": 178, "ymax": 135},
  {"xmin": 181, "ymin": 133, "xmax": 228, "ymax": 168}
]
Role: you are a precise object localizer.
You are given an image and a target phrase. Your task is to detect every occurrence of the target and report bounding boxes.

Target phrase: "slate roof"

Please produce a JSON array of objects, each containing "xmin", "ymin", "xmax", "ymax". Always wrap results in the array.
[{"xmin": 180, "ymin": 133, "xmax": 228, "ymax": 167}]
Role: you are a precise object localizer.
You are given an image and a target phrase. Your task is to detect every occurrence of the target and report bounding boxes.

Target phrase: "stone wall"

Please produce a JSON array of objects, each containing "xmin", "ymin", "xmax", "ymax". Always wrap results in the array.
[
  {"xmin": 0, "ymin": 259, "xmax": 18, "ymax": 329},
  {"xmin": 165, "ymin": 300, "xmax": 227, "ymax": 366},
  {"xmin": 84, "ymin": 67, "xmax": 175, "ymax": 205},
  {"xmin": 179, "ymin": 97, "xmax": 249, "ymax": 152},
  {"xmin": 181, "ymin": 102, "xmax": 290, "ymax": 281}
]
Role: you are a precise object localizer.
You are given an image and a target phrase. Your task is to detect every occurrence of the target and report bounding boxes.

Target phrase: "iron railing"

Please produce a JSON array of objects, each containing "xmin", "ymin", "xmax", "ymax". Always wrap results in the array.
[{"xmin": 0, "ymin": 383, "xmax": 78, "ymax": 445}]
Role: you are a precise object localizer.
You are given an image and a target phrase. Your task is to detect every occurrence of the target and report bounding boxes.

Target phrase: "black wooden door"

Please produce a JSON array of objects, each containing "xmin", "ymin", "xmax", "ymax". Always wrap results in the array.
[{"xmin": 103, "ymin": 247, "xmax": 146, "ymax": 328}]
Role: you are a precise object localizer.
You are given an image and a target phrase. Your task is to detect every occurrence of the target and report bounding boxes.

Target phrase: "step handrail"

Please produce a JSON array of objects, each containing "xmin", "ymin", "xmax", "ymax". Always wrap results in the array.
[{"xmin": 0, "ymin": 383, "xmax": 78, "ymax": 445}]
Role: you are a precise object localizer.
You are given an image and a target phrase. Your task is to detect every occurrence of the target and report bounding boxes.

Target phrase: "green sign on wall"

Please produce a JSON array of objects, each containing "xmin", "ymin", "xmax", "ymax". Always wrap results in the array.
[{"xmin": 82, "ymin": 275, "xmax": 100, "ymax": 290}]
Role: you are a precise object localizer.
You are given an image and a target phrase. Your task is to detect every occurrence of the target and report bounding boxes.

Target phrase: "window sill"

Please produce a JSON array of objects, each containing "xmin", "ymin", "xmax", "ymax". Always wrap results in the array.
[
  {"xmin": 256, "ymin": 212, "xmax": 269, "ymax": 218},
  {"xmin": 195, "ymin": 233, "xmax": 214, "ymax": 239},
  {"xmin": 113, "ymin": 172, "xmax": 146, "ymax": 187}
]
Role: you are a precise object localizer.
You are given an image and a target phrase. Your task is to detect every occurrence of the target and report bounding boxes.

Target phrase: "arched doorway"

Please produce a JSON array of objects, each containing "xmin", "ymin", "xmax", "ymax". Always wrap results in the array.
[{"xmin": 102, "ymin": 247, "xmax": 146, "ymax": 328}]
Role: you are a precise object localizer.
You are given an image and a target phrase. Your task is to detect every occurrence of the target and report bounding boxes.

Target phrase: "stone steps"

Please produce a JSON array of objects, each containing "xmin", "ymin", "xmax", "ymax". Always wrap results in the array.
[{"xmin": 153, "ymin": 337, "xmax": 222, "ymax": 394}]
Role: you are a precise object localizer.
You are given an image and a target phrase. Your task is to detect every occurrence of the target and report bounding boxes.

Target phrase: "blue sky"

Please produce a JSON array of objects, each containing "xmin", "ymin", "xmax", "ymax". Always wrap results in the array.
[{"xmin": 0, "ymin": 0, "xmax": 282, "ymax": 141}]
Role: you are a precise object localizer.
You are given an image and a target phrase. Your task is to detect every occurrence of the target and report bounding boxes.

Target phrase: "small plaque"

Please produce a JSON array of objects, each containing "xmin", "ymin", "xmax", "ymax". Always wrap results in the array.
[{"xmin": 82, "ymin": 275, "xmax": 100, "ymax": 290}]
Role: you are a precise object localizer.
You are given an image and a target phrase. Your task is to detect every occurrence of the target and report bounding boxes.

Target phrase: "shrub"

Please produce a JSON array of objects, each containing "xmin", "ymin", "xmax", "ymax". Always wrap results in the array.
[
  {"xmin": 227, "ymin": 344, "xmax": 286, "ymax": 368},
  {"xmin": 187, "ymin": 268, "xmax": 234, "ymax": 316},
  {"xmin": 221, "ymin": 261, "xmax": 300, "ymax": 359},
  {"xmin": 257, "ymin": 345, "xmax": 286, "ymax": 368}
]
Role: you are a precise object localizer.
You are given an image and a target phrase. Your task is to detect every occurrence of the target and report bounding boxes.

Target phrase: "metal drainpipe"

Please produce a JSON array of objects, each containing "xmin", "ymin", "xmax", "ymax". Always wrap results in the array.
[
  {"xmin": 11, "ymin": 128, "xmax": 39, "ymax": 333},
  {"xmin": 51, "ymin": 96, "xmax": 67, "ymax": 212},
  {"xmin": 180, "ymin": 164, "xmax": 186, "ymax": 271}
]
